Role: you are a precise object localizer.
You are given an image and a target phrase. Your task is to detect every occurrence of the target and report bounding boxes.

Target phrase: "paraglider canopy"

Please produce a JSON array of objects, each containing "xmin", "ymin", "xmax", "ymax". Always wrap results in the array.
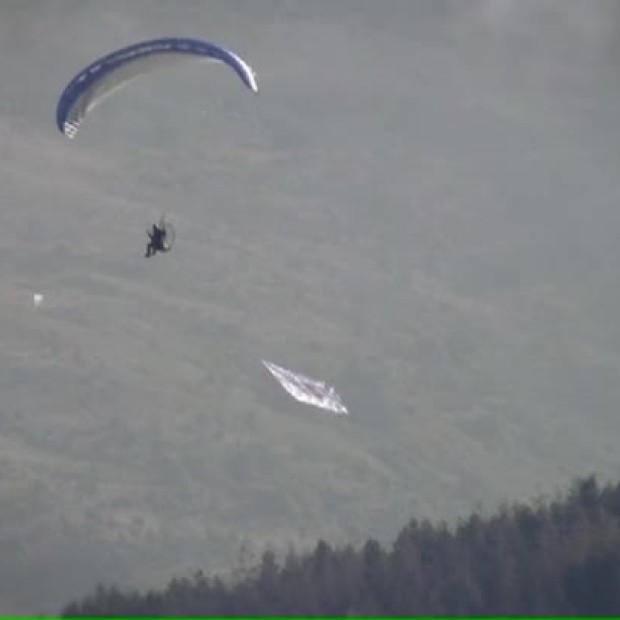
[{"xmin": 56, "ymin": 37, "xmax": 259, "ymax": 138}]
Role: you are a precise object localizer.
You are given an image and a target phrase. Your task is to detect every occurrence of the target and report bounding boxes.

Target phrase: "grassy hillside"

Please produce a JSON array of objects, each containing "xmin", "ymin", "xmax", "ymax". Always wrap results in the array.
[{"xmin": 1, "ymin": 0, "xmax": 620, "ymax": 612}]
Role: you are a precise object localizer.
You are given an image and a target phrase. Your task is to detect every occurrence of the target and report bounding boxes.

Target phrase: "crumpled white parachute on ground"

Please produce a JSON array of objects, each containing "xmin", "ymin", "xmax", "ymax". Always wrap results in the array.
[{"xmin": 262, "ymin": 360, "xmax": 349, "ymax": 415}]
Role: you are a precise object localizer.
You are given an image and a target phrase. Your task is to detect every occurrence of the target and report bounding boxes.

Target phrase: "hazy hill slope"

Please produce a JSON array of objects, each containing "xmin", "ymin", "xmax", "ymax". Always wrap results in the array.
[{"xmin": 1, "ymin": 0, "xmax": 620, "ymax": 612}]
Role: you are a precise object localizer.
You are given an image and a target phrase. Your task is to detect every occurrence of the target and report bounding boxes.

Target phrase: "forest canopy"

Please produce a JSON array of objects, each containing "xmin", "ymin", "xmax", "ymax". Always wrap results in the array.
[{"xmin": 62, "ymin": 474, "xmax": 620, "ymax": 616}]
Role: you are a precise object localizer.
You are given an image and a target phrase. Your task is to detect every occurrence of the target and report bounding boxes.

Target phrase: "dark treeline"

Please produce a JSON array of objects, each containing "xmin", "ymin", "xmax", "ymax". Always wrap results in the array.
[{"xmin": 63, "ymin": 475, "xmax": 620, "ymax": 616}]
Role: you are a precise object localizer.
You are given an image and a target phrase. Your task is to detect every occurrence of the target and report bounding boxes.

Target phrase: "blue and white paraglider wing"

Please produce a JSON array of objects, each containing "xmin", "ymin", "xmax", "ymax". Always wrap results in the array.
[{"xmin": 56, "ymin": 37, "xmax": 259, "ymax": 138}]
